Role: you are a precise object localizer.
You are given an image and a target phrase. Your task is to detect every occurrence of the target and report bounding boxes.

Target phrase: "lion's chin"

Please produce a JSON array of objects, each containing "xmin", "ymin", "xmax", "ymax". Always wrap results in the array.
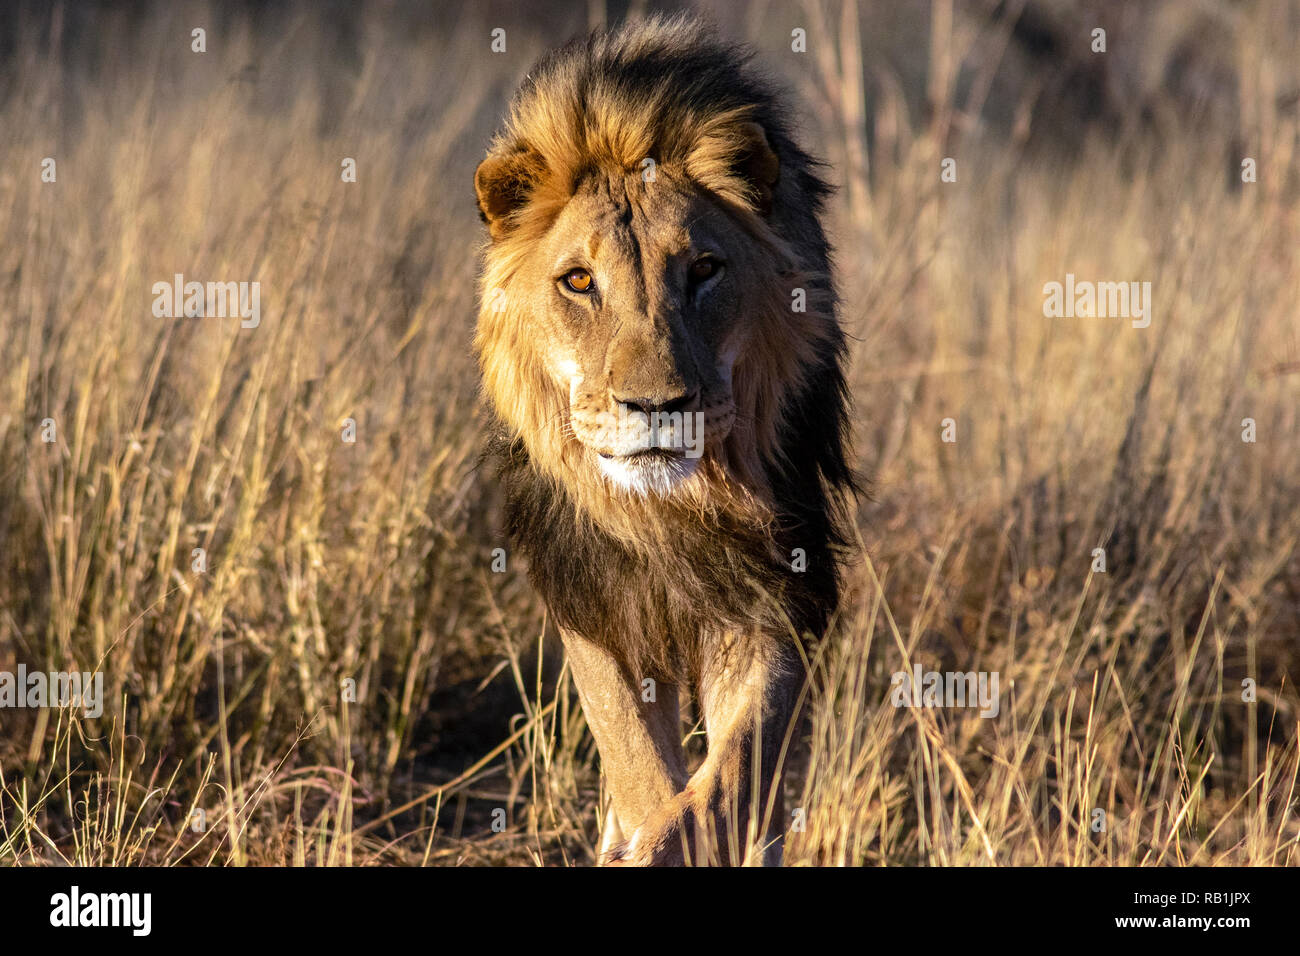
[{"xmin": 596, "ymin": 450, "xmax": 701, "ymax": 497}]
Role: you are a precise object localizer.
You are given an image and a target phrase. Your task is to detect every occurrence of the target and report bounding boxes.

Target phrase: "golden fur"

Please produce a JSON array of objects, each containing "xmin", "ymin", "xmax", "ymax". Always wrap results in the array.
[
  {"xmin": 474, "ymin": 18, "xmax": 844, "ymax": 549},
  {"xmin": 473, "ymin": 15, "xmax": 854, "ymax": 864}
]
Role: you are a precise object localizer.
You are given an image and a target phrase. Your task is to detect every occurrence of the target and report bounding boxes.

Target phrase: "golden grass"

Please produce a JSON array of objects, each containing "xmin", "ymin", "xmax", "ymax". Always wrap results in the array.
[{"xmin": 1, "ymin": 0, "xmax": 1297, "ymax": 865}]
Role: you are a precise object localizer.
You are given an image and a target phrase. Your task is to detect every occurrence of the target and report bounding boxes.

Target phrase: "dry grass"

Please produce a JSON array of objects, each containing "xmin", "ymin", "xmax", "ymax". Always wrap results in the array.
[{"xmin": 1, "ymin": 0, "xmax": 1298, "ymax": 866}]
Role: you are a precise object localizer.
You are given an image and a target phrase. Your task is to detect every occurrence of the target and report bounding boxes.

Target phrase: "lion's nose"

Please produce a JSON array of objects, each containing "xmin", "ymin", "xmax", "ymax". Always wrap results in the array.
[{"xmin": 613, "ymin": 388, "xmax": 699, "ymax": 417}]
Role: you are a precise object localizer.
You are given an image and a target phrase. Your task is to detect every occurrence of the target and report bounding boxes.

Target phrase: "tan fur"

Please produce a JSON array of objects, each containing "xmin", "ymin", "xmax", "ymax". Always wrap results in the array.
[{"xmin": 473, "ymin": 17, "xmax": 853, "ymax": 865}]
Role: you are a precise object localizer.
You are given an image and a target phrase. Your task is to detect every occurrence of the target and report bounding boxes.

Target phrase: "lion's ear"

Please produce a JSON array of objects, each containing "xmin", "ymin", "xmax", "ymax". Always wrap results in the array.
[
  {"xmin": 734, "ymin": 121, "xmax": 780, "ymax": 216},
  {"xmin": 475, "ymin": 147, "xmax": 545, "ymax": 240}
]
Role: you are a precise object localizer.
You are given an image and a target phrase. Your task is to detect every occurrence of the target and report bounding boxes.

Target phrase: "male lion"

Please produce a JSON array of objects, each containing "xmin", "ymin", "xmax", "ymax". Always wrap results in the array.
[{"xmin": 474, "ymin": 16, "xmax": 853, "ymax": 866}]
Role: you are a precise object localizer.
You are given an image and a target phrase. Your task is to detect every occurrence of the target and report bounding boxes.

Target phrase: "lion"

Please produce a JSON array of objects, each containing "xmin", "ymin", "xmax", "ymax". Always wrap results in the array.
[{"xmin": 473, "ymin": 15, "xmax": 854, "ymax": 866}]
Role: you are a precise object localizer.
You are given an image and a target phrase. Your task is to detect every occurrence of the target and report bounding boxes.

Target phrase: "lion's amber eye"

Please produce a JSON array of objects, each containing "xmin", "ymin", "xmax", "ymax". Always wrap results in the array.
[
  {"xmin": 563, "ymin": 268, "xmax": 594, "ymax": 293},
  {"xmin": 689, "ymin": 257, "xmax": 720, "ymax": 283}
]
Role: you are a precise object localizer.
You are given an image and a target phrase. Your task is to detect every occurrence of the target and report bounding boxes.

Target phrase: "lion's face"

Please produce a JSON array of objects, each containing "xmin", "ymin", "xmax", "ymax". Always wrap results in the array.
[
  {"xmin": 521, "ymin": 171, "xmax": 767, "ymax": 495},
  {"xmin": 475, "ymin": 90, "xmax": 829, "ymax": 510}
]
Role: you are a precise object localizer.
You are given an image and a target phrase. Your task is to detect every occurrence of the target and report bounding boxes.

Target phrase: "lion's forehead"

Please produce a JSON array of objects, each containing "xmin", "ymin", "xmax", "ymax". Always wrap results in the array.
[{"xmin": 552, "ymin": 178, "xmax": 711, "ymax": 271}]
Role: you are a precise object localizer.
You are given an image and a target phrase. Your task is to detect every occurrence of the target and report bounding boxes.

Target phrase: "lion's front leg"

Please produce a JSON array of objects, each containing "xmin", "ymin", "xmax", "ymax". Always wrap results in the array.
[
  {"xmin": 612, "ymin": 640, "xmax": 801, "ymax": 867},
  {"xmin": 558, "ymin": 627, "xmax": 688, "ymax": 864}
]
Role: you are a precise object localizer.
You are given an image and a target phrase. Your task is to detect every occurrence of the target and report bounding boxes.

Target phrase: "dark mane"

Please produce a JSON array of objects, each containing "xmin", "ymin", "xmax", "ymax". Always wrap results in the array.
[
  {"xmin": 483, "ymin": 15, "xmax": 857, "ymax": 684},
  {"xmin": 490, "ymin": 427, "xmax": 850, "ymax": 684}
]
